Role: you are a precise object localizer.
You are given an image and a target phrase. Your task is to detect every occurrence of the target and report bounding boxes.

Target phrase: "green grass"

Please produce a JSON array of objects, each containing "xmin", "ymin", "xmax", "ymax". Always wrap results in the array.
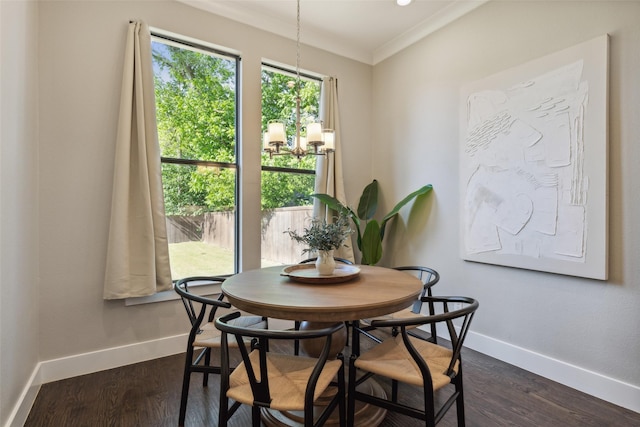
[
  {"xmin": 169, "ymin": 241, "xmax": 282, "ymax": 279},
  {"xmin": 169, "ymin": 241, "xmax": 233, "ymax": 278}
]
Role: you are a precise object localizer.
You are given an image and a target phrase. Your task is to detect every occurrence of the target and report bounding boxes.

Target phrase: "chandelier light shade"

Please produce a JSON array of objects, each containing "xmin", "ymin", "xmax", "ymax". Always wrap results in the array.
[
  {"xmin": 267, "ymin": 122, "xmax": 286, "ymax": 144},
  {"xmin": 307, "ymin": 122, "xmax": 322, "ymax": 144},
  {"xmin": 263, "ymin": 0, "xmax": 335, "ymax": 160},
  {"xmin": 323, "ymin": 129, "xmax": 335, "ymax": 151}
]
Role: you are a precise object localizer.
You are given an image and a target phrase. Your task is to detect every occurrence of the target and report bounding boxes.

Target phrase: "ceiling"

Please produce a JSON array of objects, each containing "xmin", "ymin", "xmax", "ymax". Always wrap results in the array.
[{"xmin": 178, "ymin": 0, "xmax": 489, "ymax": 65}]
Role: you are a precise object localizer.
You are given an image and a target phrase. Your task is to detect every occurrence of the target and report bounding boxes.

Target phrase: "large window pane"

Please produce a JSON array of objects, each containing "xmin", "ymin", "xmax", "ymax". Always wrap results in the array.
[
  {"xmin": 152, "ymin": 36, "xmax": 238, "ymax": 279},
  {"xmin": 260, "ymin": 66, "xmax": 321, "ymax": 266},
  {"xmin": 164, "ymin": 163, "xmax": 236, "ymax": 277}
]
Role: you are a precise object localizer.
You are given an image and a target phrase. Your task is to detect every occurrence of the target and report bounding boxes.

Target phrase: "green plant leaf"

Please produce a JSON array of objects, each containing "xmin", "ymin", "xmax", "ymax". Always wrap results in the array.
[
  {"xmin": 380, "ymin": 184, "xmax": 433, "ymax": 240},
  {"xmin": 357, "ymin": 179, "xmax": 379, "ymax": 220},
  {"xmin": 311, "ymin": 193, "xmax": 362, "ymax": 249},
  {"xmin": 285, "ymin": 214, "xmax": 352, "ymax": 253},
  {"xmin": 310, "ymin": 193, "xmax": 344, "ymax": 211},
  {"xmin": 310, "ymin": 194, "xmax": 355, "ymax": 220},
  {"xmin": 361, "ymin": 220, "xmax": 382, "ymax": 265}
]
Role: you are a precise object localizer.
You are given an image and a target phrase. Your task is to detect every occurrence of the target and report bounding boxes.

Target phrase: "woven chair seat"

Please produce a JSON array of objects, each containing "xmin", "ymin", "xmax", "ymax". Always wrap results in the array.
[
  {"xmin": 354, "ymin": 335, "xmax": 458, "ymax": 390},
  {"xmin": 228, "ymin": 350, "xmax": 343, "ymax": 411},
  {"xmin": 356, "ymin": 267, "xmax": 440, "ymax": 351},
  {"xmin": 193, "ymin": 316, "xmax": 266, "ymax": 348},
  {"xmin": 362, "ymin": 307, "xmax": 423, "ymax": 329}
]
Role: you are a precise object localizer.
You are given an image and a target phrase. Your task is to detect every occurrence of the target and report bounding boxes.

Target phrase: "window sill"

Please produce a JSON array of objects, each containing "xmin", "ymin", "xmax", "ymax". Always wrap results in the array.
[{"xmin": 124, "ymin": 280, "xmax": 222, "ymax": 306}]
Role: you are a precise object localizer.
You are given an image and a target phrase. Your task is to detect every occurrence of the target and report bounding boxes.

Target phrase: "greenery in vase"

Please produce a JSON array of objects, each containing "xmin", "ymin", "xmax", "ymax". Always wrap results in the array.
[{"xmin": 286, "ymin": 213, "xmax": 352, "ymax": 255}]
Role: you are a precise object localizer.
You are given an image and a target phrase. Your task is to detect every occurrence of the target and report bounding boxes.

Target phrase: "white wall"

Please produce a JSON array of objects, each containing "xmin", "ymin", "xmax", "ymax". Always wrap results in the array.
[
  {"xmin": 0, "ymin": 1, "xmax": 40, "ymax": 425},
  {"xmin": 36, "ymin": 1, "xmax": 371, "ymax": 361},
  {"xmin": 6, "ymin": 0, "xmax": 638, "ymax": 422},
  {"xmin": 373, "ymin": 0, "xmax": 640, "ymax": 410}
]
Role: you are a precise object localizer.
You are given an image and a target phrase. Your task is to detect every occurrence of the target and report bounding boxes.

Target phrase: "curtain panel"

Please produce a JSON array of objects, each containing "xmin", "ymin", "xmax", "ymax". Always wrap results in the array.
[
  {"xmin": 313, "ymin": 77, "xmax": 355, "ymax": 262},
  {"xmin": 103, "ymin": 21, "xmax": 172, "ymax": 299}
]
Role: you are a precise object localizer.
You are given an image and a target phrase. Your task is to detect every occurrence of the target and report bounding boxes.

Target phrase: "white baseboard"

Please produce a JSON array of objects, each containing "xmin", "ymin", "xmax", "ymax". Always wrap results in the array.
[
  {"xmin": 38, "ymin": 333, "xmax": 188, "ymax": 385},
  {"xmin": 4, "ymin": 365, "xmax": 41, "ymax": 427},
  {"xmin": 3, "ymin": 333, "xmax": 188, "ymax": 427},
  {"xmin": 462, "ymin": 329, "xmax": 640, "ymax": 414},
  {"xmin": 7, "ymin": 325, "xmax": 638, "ymax": 427}
]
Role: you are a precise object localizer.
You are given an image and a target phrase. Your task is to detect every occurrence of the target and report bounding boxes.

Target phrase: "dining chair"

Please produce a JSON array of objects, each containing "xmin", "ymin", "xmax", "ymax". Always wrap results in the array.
[
  {"xmin": 174, "ymin": 276, "xmax": 268, "ymax": 427},
  {"xmin": 217, "ymin": 312, "xmax": 346, "ymax": 427},
  {"xmin": 353, "ymin": 266, "xmax": 440, "ymax": 354},
  {"xmin": 347, "ymin": 295, "xmax": 478, "ymax": 427}
]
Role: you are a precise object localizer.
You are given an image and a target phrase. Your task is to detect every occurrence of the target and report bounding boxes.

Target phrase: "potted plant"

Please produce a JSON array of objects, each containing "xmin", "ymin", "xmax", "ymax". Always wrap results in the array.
[
  {"xmin": 312, "ymin": 179, "xmax": 433, "ymax": 265},
  {"xmin": 286, "ymin": 213, "xmax": 352, "ymax": 275}
]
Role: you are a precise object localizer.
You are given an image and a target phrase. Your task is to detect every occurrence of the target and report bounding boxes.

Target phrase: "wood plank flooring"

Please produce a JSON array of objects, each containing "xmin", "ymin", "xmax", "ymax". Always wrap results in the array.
[{"xmin": 25, "ymin": 330, "xmax": 640, "ymax": 427}]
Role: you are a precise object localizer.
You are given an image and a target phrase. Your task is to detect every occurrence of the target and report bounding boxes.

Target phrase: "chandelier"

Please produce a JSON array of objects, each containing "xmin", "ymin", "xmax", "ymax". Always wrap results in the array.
[{"xmin": 263, "ymin": 0, "xmax": 335, "ymax": 160}]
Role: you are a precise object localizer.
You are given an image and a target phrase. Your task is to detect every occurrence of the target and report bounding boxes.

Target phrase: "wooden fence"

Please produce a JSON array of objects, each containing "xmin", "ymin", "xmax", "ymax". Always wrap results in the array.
[{"xmin": 166, "ymin": 206, "xmax": 313, "ymax": 264}]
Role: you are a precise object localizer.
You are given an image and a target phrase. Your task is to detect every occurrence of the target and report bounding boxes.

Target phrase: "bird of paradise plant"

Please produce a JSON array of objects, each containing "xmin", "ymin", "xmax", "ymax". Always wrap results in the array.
[{"xmin": 312, "ymin": 179, "xmax": 433, "ymax": 265}]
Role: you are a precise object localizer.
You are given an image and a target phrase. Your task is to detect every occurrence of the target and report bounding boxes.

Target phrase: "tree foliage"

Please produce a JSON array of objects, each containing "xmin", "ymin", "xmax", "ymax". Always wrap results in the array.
[
  {"xmin": 152, "ymin": 41, "xmax": 321, "ymax": 215},
  {"xmin": 260, "ymin": 69, "xmax": 319, "ymax": 209}
]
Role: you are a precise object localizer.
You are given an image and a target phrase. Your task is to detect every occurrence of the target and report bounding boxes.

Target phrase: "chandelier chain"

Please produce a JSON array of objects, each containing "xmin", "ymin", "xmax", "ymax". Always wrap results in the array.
[{"xmin": 296, "ymin": 0, "xmax": 301, "ymax": 91}]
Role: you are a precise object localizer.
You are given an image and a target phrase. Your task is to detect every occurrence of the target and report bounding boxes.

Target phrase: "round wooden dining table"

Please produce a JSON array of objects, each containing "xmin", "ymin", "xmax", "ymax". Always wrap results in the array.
[
  {"xmin": 221, "ymin": 264, "xmax": 423, "ymax": 322},
  {"xmin": 221, "ymin": 264, "xmax": 423, "ymax": 427}
]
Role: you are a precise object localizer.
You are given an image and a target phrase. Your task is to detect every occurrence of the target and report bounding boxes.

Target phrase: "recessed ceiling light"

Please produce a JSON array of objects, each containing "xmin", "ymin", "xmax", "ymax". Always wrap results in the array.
[{"xmin": 396, "ymin": 0, "xmax": 412, "ymax": 6}]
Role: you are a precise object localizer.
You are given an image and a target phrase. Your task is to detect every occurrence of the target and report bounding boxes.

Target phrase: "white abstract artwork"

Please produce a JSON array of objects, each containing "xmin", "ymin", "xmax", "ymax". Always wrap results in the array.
[{"xmin": 460, "ymin": 35, "xmax": 609, "ymax": 280}]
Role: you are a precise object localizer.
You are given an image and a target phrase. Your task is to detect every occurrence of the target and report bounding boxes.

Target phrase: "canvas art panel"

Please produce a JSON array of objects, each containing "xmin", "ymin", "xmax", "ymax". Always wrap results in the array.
[{"xmin": 459, "ymin": 35, "xmax": 609, "ymax": 280}]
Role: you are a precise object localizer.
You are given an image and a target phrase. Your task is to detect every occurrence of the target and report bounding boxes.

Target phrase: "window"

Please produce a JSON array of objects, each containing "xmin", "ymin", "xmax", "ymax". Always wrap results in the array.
[
  {"xmin": 151, "ymin": 32, "xmax": 324, "ymax": 278},
  {"xmin": 260, "ymin": 65, "xmax": 322, "ymax": 266},
  {"xmin": 151, "ymin": 35, "xmax": 239, "ymax": 280}
]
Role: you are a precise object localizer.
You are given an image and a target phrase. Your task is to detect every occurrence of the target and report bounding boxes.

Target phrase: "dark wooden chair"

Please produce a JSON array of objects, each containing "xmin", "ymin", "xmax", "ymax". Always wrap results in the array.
[
  {"xmin": 217, "ymin": 312, "xmax": 346, "ymax": 427},
  {"xmin": 353, "ymin": 266, "xmax": 440, "ymax": 354},
  {"xmin": 174, "ymin": 276, "xmax": 267, "ymax": 426},
  {"xmin": 347, "ymin": 296, "xmax": 478, "ymax": 427}
]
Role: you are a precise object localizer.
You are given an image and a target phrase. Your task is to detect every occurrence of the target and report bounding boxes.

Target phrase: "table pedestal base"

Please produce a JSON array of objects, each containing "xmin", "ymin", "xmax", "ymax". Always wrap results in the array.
[
  {"xmin": 299, "ymin": 320, "xmax": 347, "ymax": 358},
  {"xmin": 261, "ymin": 378, "xmax": 387, "ymax": 427}
]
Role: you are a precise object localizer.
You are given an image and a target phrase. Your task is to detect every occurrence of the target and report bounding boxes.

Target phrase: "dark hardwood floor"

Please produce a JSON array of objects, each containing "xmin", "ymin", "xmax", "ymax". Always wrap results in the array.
[{"xmin": 25, "ymin": 329, "xmax": 639, "ymax": 427}]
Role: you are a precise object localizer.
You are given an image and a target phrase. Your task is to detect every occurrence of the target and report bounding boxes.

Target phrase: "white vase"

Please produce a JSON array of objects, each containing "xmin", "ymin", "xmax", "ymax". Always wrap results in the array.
[{"xmin": 315, "ymin": 250, "xmax": 336, "ymax": 276}]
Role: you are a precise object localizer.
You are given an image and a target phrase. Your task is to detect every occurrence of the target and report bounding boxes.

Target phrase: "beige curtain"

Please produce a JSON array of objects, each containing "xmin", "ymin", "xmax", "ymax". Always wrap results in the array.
[
  {"xmin": 103, "ymin": 21, "xmax": 172, "ymax": 299},
  {"xmin": 313, "ymin": 77, "xmax": 355, "ymax": 262}
]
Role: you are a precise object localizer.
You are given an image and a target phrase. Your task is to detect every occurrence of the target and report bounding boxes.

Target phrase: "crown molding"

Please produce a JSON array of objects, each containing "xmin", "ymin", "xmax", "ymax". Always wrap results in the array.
[
  {"xmin": 177, "ymin": 0, "xmax": 488, "ymax": 66},
  {"xmin": 373, "ymin": 0, "xmax": 490, "ymax": 64}
]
